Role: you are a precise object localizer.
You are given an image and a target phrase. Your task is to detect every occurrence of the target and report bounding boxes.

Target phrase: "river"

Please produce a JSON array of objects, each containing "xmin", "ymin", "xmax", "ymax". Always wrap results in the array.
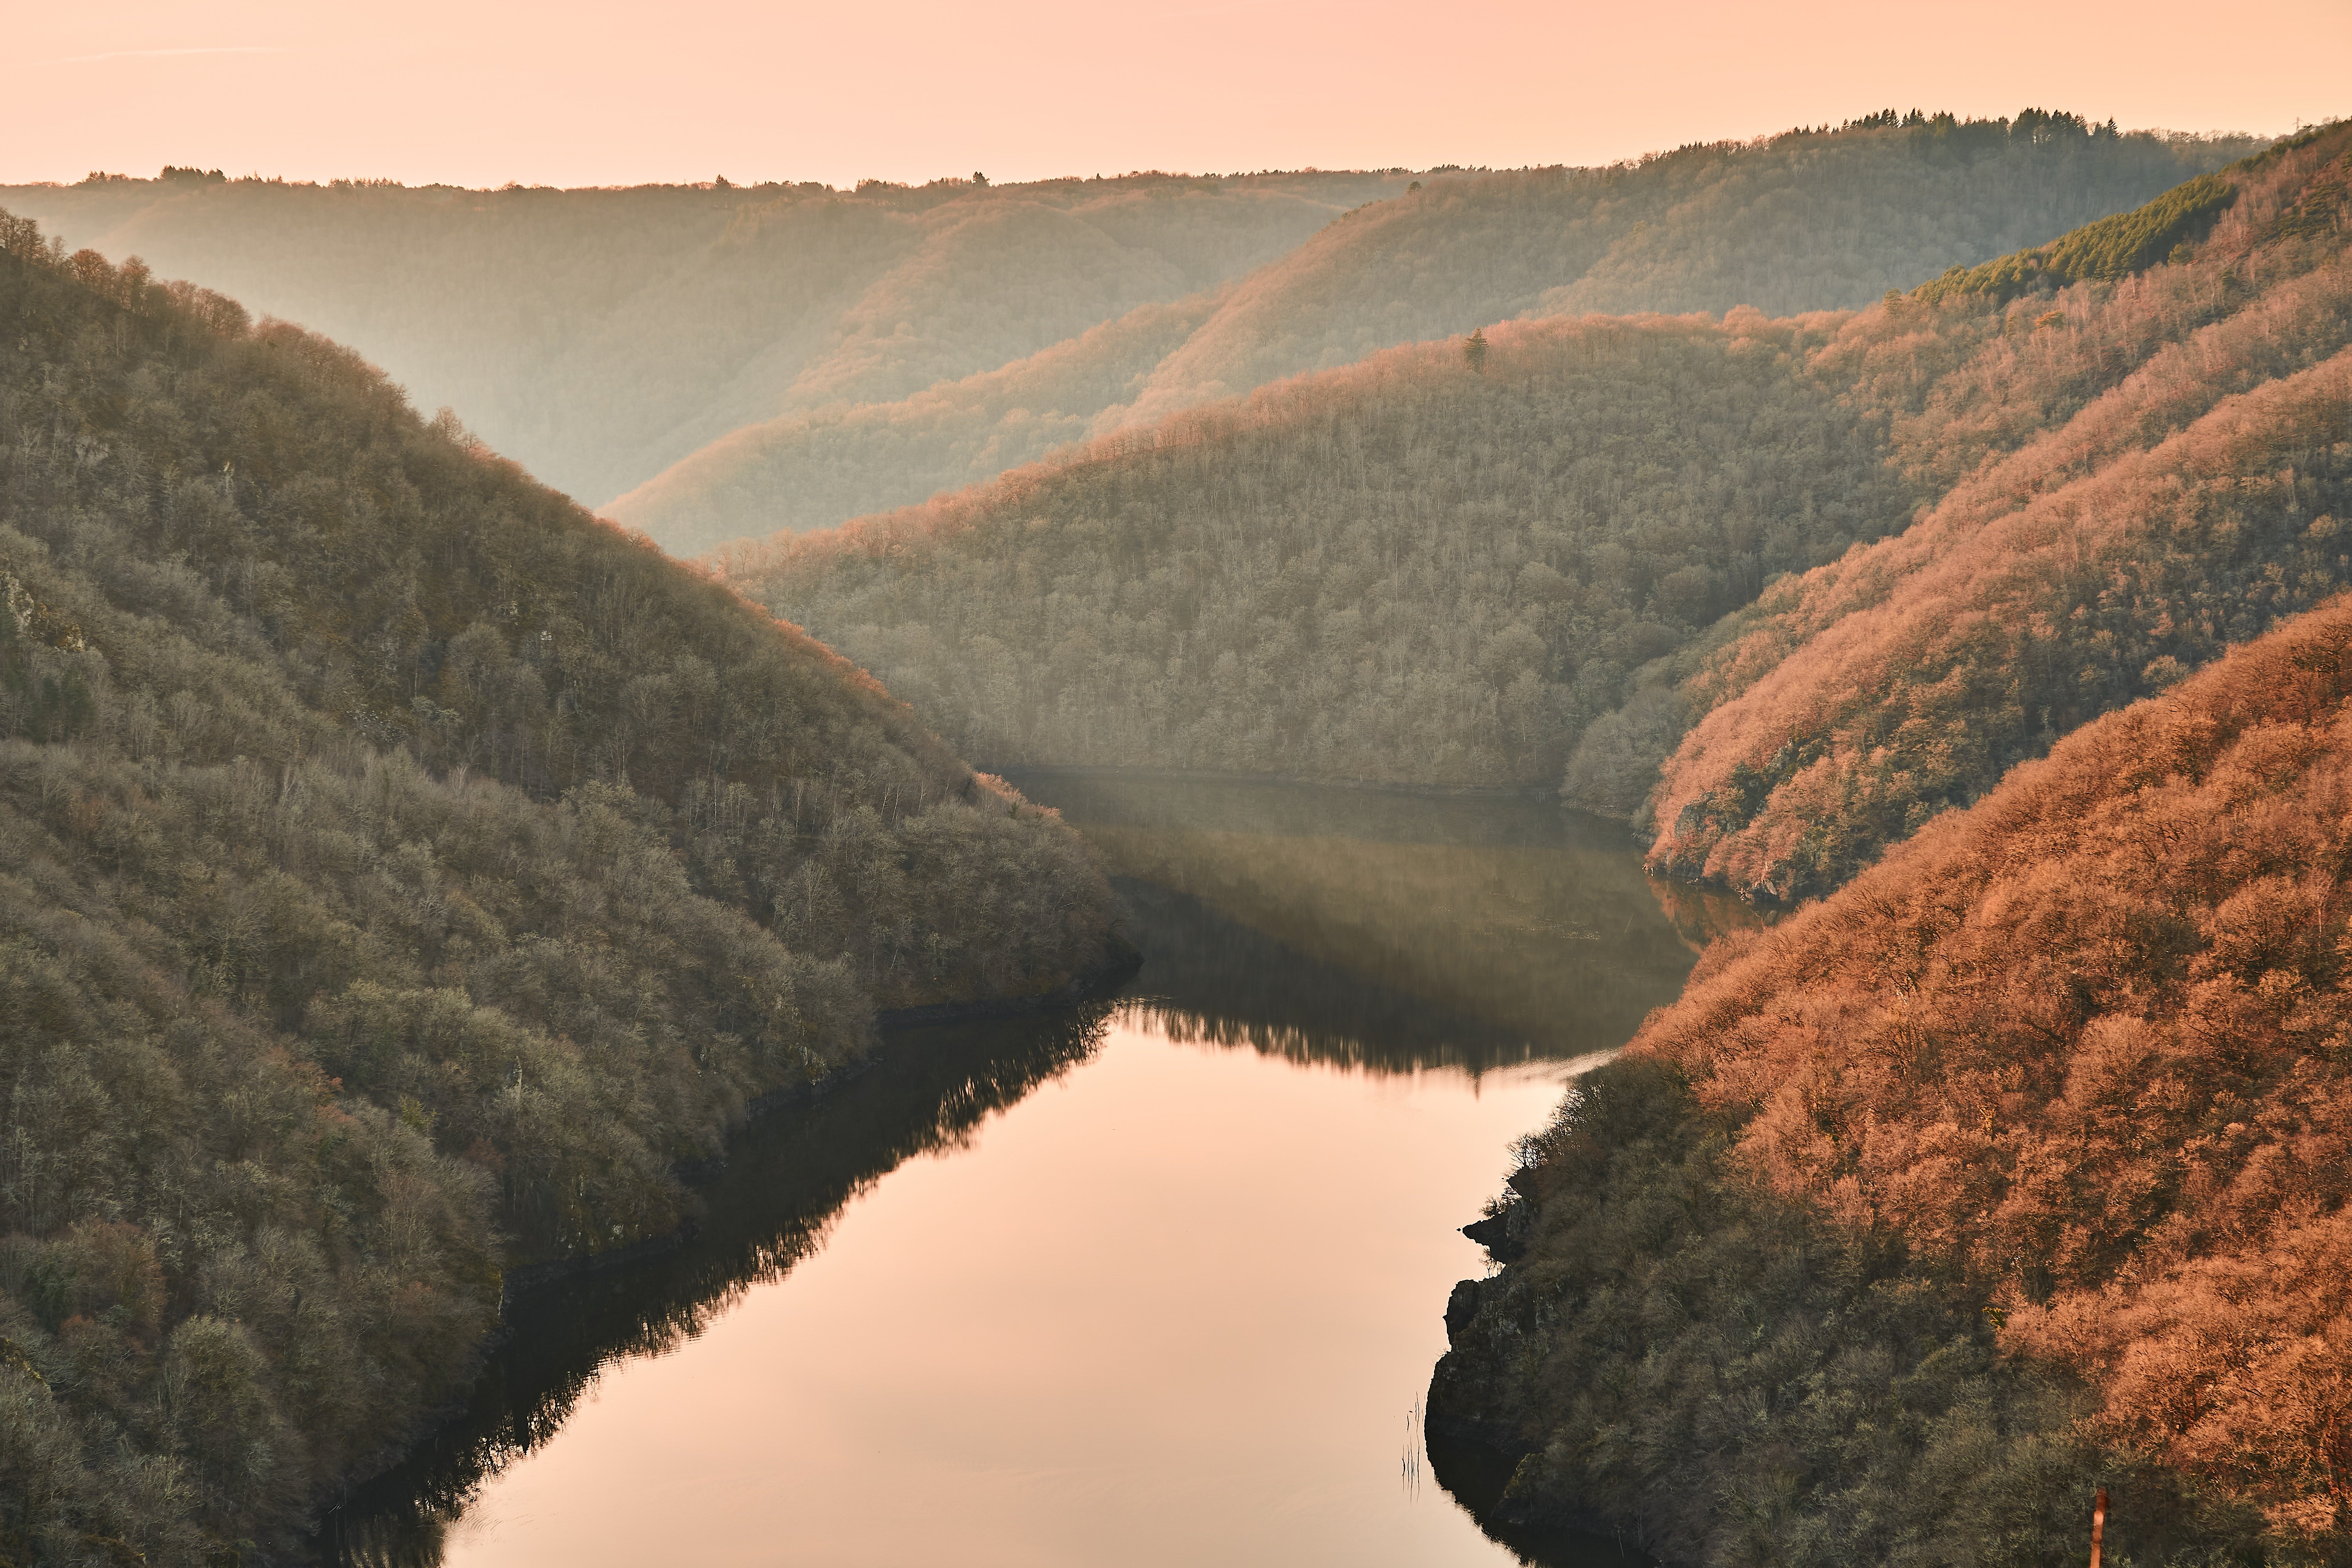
[{"xmin": 321, "ymin": 776, "xmax": 1717, "ymax": 1566}]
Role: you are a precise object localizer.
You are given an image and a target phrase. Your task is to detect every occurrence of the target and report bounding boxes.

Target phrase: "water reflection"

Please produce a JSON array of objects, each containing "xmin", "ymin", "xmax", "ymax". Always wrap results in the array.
[
  {"xmin": 319, "ymin": 1007, "xmax": 1111, "ymax": 1566},
  {"xmin": 1022, "ymin": 772, "xmax": 1698, "ymax": 1065},
  {"xmin": 323, "ymin": 777, "xmax": 1717, "ymax": 1568}
]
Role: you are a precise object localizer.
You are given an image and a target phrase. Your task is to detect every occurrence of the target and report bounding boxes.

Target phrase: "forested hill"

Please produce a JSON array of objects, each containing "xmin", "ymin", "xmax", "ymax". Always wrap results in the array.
[
  {"xmin": 724, "ymin": 310, "xmax": 1906, "ymax": 788},
  {"xmin": 1641, "ymin": 121, "xmax": 2352, "ymax": 903},
  {"xmin": 1433, "ymin": 588, "xmax": 2352, "ymax": 1563},
  {"xmin": 0, "ymin": 216, "xmax": 1116, "ymax": 1564},
  {"xmin": 0, "ymin": 169, "xmax": 1398, "ymax": 506},
  {"xmin": 605, "ymin": 110, "xmax": 2255, "ymax": 553}
]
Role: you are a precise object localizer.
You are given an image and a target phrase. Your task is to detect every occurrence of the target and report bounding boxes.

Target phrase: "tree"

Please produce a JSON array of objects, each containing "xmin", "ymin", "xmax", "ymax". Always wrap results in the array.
[{"xmin": 1463, "ymin": 326, "xmax": 1488, "ymax": 375}]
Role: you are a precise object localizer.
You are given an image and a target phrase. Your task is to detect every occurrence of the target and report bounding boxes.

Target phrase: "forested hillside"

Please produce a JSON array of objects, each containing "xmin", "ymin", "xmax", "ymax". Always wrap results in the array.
[
  {"xmin": 1109, "ymin": 111, "xmax": 2253, "ymax": 434},
  {"xmin": 0, "ymin": 216, "xmax": 1116, "ymax": 1564},
  {"xmin": 1432, "ymin": 588, "xmax": 2352, "ymax": 1562},
  {"xmin": 0, "ymin": 170, "xmax": 1396, "ymax": 505},
  {"xmin": 727, "ymin": 310, "xmax": 1904, "ymax": 787},
  {"xmin": 726, "ymin": 126, "xmax": 2352, "ymax": 833},
  {"xmin": 1643, "ymin": 122, "xmax": 2352, "ymax": 902},
  {"xmin": 623, "ymin": 111, "xmax": 2255, "ymax": 551}
]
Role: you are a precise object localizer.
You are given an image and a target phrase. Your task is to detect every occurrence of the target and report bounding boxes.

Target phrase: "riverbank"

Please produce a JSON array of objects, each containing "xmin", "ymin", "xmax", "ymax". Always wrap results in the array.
[
  {"xmin": 335, "ymin": 1009, "xmax": 1582, "ymax": 1568},
  {"xmin": 1423, "ymin": 1058, "xmax": 2270, "ymax": 1567},
  {"xmin": 306, "ymin": 945, "xmax": 1142, "ymax": 1548}
]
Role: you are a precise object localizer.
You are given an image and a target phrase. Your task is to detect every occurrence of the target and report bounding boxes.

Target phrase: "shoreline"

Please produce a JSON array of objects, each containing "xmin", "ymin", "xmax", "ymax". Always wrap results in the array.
[{"xmin": 305, "ymin": 942, "xmax": 1142, "ymax": 1542}]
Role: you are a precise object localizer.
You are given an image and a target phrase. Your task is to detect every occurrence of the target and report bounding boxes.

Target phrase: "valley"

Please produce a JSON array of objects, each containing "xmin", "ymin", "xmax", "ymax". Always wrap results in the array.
[{"xmin": 2, "ymin": 94, "xmax": 2349, "ymax": 1568}]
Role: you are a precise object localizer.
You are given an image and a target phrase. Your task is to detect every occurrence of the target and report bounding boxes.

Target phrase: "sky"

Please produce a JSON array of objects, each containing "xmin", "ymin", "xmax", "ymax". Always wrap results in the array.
[{"xmin": 9, "ymin": 0, "xmax": 2349, "ymax": 191}]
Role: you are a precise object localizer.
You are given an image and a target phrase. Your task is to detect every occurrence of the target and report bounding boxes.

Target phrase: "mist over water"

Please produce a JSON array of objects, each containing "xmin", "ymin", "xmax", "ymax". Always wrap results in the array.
[{"xmin": 321, "ymin": 778, "xmax": 1702, "ymax": 1567}]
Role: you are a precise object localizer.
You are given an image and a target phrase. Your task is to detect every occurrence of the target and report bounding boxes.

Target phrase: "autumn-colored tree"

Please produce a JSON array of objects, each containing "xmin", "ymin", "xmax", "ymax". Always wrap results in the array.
[
  {"xmin": 1441, "ymin": 586, "xmax": 2352, "ymax": 1556},
  {"xmin": 1641, "ymin": 123, "xmax": 2352, "ymax": 903}
]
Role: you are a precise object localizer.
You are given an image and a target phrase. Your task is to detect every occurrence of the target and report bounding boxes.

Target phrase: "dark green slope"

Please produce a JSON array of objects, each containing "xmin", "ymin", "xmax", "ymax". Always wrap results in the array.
[{"xmin": 0, "ymin": 216, "xmax": 1116, "ymax": 1565}]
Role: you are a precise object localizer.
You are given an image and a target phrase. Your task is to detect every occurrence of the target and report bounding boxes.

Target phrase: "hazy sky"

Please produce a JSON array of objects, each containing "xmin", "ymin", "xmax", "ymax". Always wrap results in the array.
[{"xmin": 12, "ymin": 0, "xmax": 2348, "ymax": 190}]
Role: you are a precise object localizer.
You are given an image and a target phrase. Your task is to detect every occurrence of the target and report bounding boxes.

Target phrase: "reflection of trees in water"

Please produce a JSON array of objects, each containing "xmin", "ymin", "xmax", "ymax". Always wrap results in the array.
[
  {"xmin": 1006, "ymin": 771, "xmax": 1590, "ymax": 848},
  {"xmin": 322, "ymin": 779, "xmax": 1749, "ymax": 1563},
  {"xmin": 1641, "ymin": 874, "xmax": 1775, "ymax": 955},
  {"xmin": 316, "ymin": 1004, "xmax": 1112, "ymax": 1568},
  {"xmin": 1078, "ymin": 814, "xmax": 1698, "ymax": 1060},
  {"xmin": 1116, "ymin": 879, "xmax": 1558, "ymax": 1074}
]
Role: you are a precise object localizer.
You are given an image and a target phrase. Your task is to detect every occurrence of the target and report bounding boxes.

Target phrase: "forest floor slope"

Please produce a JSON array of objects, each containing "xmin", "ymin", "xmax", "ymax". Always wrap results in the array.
[{"xmin": 0, "ymin": 216, "xmax": 1116, "ymax": 1566}]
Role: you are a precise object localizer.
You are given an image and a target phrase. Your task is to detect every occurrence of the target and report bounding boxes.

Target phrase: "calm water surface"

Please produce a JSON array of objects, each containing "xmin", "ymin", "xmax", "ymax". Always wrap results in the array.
[{"xmin": 325, "ymin": 777, "xmax": 1702, "ymax": 1566}]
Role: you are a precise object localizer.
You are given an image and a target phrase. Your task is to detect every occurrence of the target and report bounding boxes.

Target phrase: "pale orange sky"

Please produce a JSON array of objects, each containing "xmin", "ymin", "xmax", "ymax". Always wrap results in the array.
[{"xmin": 11, "ymin": 0, "xmax": 2347, "ymax": 190}]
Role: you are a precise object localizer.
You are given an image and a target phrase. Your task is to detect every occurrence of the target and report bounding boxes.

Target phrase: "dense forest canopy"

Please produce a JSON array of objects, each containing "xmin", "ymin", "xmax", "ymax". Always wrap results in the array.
[
  {"xmin": 1435, "ymin": 586, "xmax": 2352, "ymax": 1561},
  {"xmin": 1646, "ymin": 122, "xmax": 2352, "ymax": 903},
  {"xmin": 0, "ymin": 170, "xmax": 1402, "ymax": 508},
  {"xmin": 725, "ymin": 310, "xmax": 1906, "ymax": 788},
  {"xmin": 620, "ymin": 112, "xmax": 2257, "ymax": 553},
  {"xmin": 0, "ymin": 214, "xmax": 1116, "ymax": 1565}
]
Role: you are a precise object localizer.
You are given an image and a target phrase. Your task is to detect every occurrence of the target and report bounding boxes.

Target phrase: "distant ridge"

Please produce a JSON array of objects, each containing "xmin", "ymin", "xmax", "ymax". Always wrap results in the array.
[
  {"xmin": 717, "ymin": 122, "xmax": 2352, "ymax": 896},
  {"xmin": 0, "ymin": 169, "xmax": 1402, "ymax": 506},
  {"xmin": 617, "ymin": 111, "xmax": 2257, "ymax": 551}
]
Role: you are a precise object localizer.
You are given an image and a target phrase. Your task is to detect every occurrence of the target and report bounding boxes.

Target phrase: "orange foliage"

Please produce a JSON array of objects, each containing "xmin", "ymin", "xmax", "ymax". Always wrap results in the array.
[
  {"xmin": 1650, "ymin": 126, "xmax": 2352, "ymax": 903},
  {"xmin": 1630, "ymin": 590, "xmax": 2352, "ymax": 1532}
]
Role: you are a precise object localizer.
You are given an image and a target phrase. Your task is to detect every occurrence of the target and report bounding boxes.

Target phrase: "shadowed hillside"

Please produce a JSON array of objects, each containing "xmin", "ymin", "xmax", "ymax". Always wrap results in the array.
[
  {"xmin": 0, "ymin": 215, "xmax": 1116, "ymax": 1565},
  {"xmin": 608, "ymin": 111, "xmax": 2255, "ymax": 551},
  {"xmin": 1433, "ymin": 587, "xmax": 2352, "ymax": 1561}
]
